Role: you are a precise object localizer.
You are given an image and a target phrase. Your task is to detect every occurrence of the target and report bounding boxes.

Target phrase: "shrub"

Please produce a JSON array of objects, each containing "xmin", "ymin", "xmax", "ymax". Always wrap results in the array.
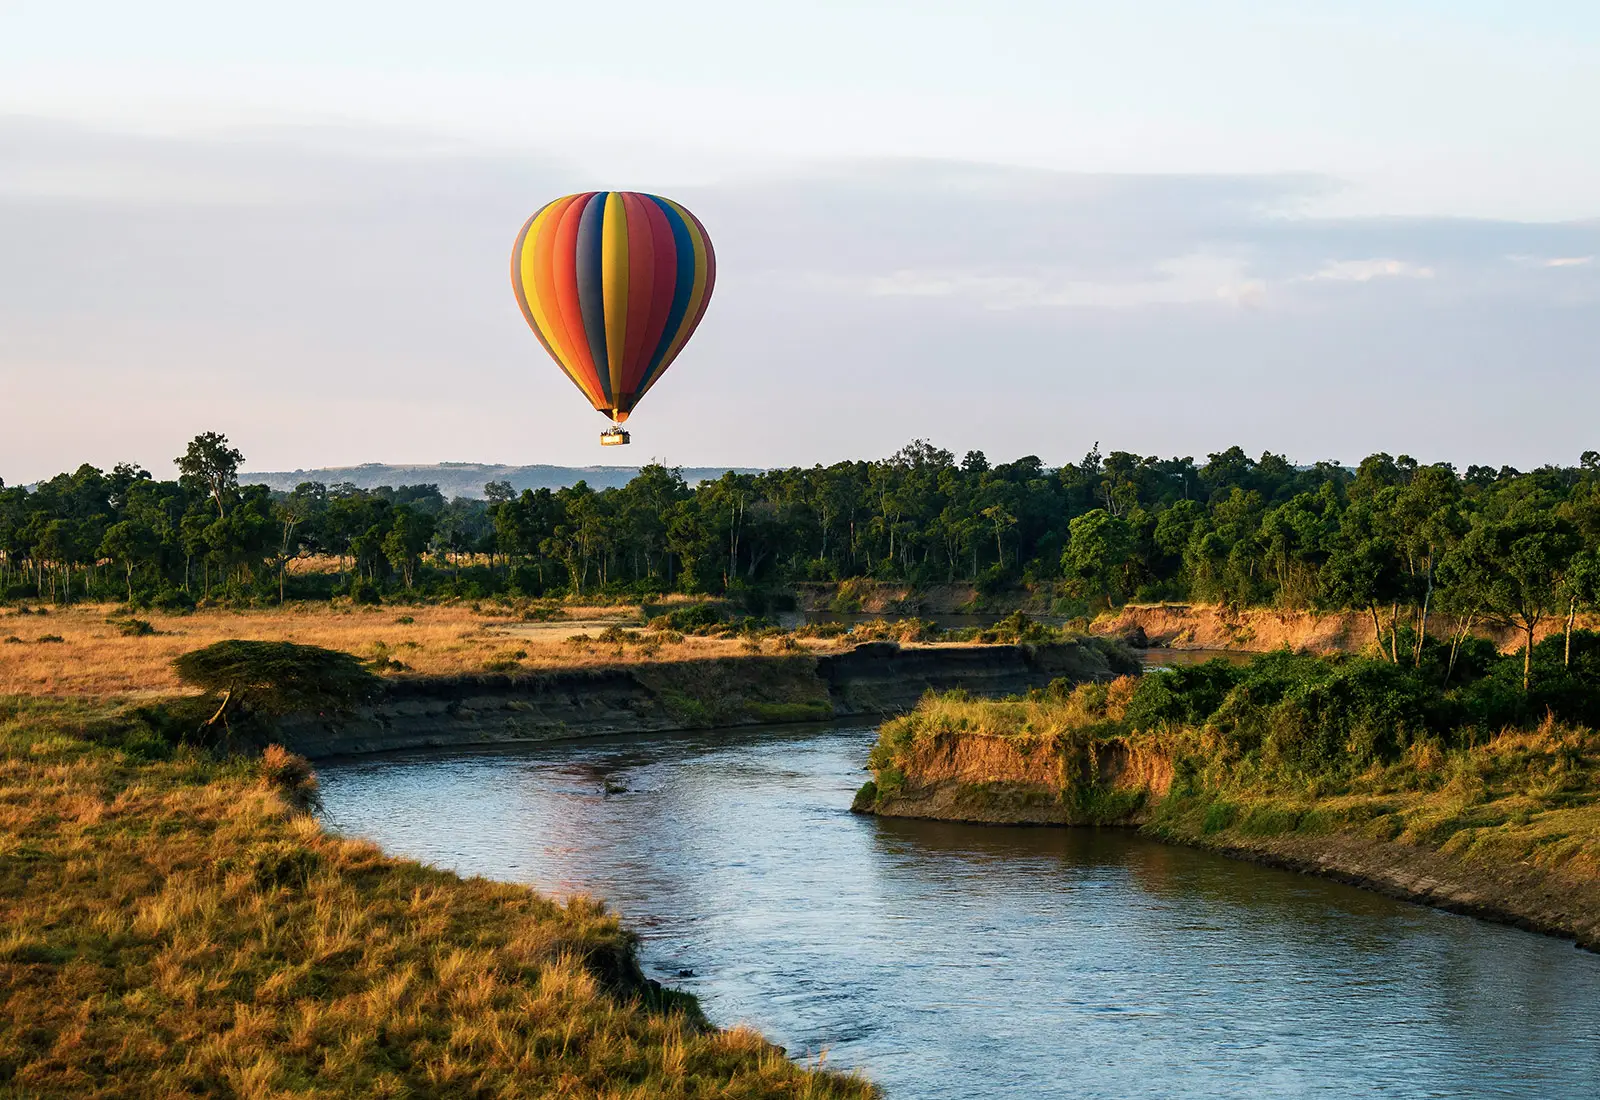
[
  {"xmin": 133, "ymin": 587, "xmax": 195, "ymax": 613},
  {"xmin": 173, "ymin": 640, "xmax": 380, "ymax": 723},
  {"xmin": 257, "ymin": 744, "xmax": 321, "ymax": 812},
  {"xmin": 649, "ymin": 603, "xmax": 726, "ymax": 633}
]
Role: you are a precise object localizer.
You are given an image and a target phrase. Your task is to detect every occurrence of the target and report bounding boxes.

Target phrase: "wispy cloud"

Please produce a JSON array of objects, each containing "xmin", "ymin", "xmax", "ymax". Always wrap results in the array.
[
  {"xmin": 2, "ymin": 117, "xmax": 1599, "ymax": 476},
  {"xmin": 1299, "ymin": 259, "xmax": 1437, "ymax": 283}
]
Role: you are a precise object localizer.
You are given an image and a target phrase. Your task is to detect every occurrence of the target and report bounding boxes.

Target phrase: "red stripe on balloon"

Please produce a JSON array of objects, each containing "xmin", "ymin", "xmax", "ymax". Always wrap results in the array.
[
  {"xmin": 627, "ymin": 195, "xmax": 679, "ymax": 402},
  {"xmin": 619, "ymin": 192, "xmax": 657, "ymax": 394}
]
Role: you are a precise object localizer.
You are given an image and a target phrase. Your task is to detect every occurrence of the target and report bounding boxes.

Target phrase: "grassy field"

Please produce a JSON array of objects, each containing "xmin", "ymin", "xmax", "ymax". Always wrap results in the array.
[
  {"xmin": 0, "ymin": 696, "xmax": 876, "ymax": 1097},
  {"xmin": 0, "ymin": 598, "xmax": 1074, "ymax": 700},
  {"xmin": 0, "ymin": 602, "xmax": 861, "ymax": 699}
]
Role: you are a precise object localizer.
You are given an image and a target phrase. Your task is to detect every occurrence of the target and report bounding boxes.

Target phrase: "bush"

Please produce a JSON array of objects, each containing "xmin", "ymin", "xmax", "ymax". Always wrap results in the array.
[
  {"xmin": 132, "ymin": 587, "xmax": 195, "ymax": 614},
  {"xmin": 648, "ymin": 603, "xmax": 726, "ymax": 633},
  {"xmin": 257, "ymin": 744, "xmax": 321, "ymax": 812},
  {"xmin": 173, "ymin": 641, "xmax": 380, "ymax": 721}
]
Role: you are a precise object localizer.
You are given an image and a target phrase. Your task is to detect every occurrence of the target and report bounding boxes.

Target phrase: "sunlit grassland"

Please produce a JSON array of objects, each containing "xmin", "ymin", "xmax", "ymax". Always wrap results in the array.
[
  {"xmin": 0, "ymin": 602, "xmax": 863, "ymax": 699},
  {"xmin": 1146, "ymin": 718, "xmax": 1600, "ymax": 878},
  {"xmin": 0, "ymin": 696, "xmax": 876, "ymax": 1097}
]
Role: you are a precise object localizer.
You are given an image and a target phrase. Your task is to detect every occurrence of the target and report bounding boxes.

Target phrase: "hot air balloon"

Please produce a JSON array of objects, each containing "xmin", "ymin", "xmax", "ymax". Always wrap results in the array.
[{"xmin": 511, "ymin": 191, "xmax": 716, "ymax": 446}]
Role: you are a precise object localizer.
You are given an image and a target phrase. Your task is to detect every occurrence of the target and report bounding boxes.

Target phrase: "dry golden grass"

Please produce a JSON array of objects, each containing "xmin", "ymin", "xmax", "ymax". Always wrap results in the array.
[
  {"xmin": 0, "ymin": 697, "xmax": 877, "ymax": 1097},
  {"xmin": 0, "ymin": 603, "xmax": 860, "ymax": 699}
]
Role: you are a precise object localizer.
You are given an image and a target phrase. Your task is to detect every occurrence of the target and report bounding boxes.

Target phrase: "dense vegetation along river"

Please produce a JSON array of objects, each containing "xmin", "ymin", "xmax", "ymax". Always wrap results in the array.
[{"xmin": 319, "ymin": 726, "xmax": 1600, "ymax": 1099}]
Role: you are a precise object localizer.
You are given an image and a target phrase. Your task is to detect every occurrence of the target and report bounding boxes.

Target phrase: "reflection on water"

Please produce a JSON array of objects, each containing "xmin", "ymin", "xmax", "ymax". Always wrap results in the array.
[{"xmin": 319, "ymin": 727, "xmax": 1600, "ymax": 1099}]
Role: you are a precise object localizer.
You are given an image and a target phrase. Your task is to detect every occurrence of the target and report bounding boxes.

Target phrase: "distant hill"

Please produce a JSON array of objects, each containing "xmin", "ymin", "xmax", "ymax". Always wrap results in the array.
[{"xmin": 242, "ymin": 462, "xmax": 761, "ymax": 499}]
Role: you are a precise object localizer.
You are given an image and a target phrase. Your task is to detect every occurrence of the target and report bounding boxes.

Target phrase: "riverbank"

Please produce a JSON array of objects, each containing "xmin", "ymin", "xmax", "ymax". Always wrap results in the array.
[
  {"xmin": 275, "ymin": 638, "xmax": 1137, "ymax": 758},
  {"xmin": 0, "ymin": 696, "xmax": 876, "ymax": 1097},
  {"xmin": 853, "ymin": 669, "xmax": 1600, "ymax": 953}
]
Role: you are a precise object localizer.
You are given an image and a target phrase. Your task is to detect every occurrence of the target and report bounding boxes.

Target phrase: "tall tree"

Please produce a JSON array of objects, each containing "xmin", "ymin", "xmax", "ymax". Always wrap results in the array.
[{"xmin": 176, "ymin": 432, "xmax": 244, "ymax": 519}]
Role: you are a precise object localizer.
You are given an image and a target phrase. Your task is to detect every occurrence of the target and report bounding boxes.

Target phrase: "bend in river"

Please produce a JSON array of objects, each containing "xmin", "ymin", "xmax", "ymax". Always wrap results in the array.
[{"xmin": 319, "ymin": 724, "xmax": 1600, "ymax": 1099}]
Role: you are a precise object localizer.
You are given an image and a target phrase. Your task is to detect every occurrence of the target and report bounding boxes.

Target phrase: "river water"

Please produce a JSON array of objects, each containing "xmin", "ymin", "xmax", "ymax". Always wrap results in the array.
[{"xmin": 318, "ymin": 725, "xmax": 1600, "ymax": 1099}]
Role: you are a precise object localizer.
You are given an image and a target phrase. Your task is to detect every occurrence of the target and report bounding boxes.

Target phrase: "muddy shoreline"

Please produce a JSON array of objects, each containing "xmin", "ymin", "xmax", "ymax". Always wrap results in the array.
[{"xmin": 857, "ymin": 791, "xmax": 1600, "ymax": 954}]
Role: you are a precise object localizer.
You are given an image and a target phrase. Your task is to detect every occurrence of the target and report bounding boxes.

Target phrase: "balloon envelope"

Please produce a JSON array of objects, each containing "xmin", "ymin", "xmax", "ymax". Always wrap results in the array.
[{"xmin": 511, "ymin": 191, "xmax": 716, "ymax": 423}]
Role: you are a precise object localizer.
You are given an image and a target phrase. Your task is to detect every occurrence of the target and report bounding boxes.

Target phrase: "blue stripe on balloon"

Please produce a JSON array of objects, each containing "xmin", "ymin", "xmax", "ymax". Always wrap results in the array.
[
  {"xmin": 574, "ymin": 192, "xmax": 611, "ymax": 402},
  {"xmin": 640, "ymin": 195, "xmax": 695, "ymax": 391}
]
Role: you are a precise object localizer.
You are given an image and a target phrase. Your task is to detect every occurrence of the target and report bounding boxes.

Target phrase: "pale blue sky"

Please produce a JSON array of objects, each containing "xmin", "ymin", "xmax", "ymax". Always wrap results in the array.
[{"xmin": 2, "ymin": 2, "xmax": 1597, "ymax": 478}]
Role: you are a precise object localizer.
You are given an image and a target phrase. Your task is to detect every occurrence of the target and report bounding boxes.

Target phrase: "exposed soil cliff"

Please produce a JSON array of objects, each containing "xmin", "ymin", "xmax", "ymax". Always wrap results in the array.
[
  {"xmin": 856, "ymin": 715, "xmax": 1600, "ymax": 953},
  {"xmin": 862, "ymin": 735, "xmax": 1173, "ymax": 826},
  {"xmin": 1090, "ymin": 603, "xmax": 1600, "ymax": 655},
  {"xmin": 275, "ymin": 639, "xmax": 1132, "ymax": 759}
]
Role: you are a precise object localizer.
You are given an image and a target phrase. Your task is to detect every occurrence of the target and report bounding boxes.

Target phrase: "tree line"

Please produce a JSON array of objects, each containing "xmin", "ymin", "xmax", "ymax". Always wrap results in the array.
[{"xmin": 5, "ymin": 434, "xmax": 1600, "ymax": 679}]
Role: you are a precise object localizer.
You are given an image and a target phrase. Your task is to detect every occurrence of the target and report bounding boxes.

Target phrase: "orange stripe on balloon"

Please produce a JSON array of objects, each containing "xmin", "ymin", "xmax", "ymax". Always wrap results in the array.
[
  {"xmin": 529, "ymin": 194, "xmax": 598, "ymax": 406},
  {"xmin": 549, "ymin": 193, "xmax": 604, "ymax": 402},
  {"xmin": 517, "ymin": 201, "xmax": 601, "ymax": 407}
]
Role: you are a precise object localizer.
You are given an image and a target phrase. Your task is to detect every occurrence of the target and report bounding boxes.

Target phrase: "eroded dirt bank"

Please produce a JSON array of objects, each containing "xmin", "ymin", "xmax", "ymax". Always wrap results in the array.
[
  {"xmin": 1089, "ymin": 603, "xmax": 1600, "ymax": 655},
  {"xmin": 275, "ymin": 640, "xmax": 1133, "ymax": 758}
]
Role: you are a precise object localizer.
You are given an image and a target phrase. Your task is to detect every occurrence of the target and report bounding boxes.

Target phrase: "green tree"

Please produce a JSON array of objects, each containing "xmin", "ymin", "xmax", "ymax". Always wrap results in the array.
[
  {"xmin": 98, "ymin": 520, "xmax": 156, "ymax": 602},
  {"xmin": 382, "ymin": 507, "xmax": 435, "ymax": 589},
  {"xmin": 1062, "ymin": 509, "xmax": 1135, "ymax": 604},
  {"xmin": 1442, "ymin": 513, "xmax": 1579, "ymax": 690},
  {"xmin": 176, "ymin": 432, "xmax": 244, "ymax": 519}
]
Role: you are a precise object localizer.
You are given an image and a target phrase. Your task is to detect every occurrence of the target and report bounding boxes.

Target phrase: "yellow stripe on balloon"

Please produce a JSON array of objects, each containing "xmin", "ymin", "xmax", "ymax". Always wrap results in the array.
[
  {"xmin": 600, "ymin": 191, "xmax": 630, "ymax": 407},
  {"xmin": 525, "ymin": 199, "xmax": 602, "ymax": 407},
  {"xmin": 517, "ymin": 207, "xmax": 589, "ymax": 400}
]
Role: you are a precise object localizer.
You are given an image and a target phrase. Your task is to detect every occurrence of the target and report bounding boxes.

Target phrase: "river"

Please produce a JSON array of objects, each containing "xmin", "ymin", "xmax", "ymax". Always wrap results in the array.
[{"xmin": 318, "ymin": 724, "xmax": 1600, "ymax": 1098}]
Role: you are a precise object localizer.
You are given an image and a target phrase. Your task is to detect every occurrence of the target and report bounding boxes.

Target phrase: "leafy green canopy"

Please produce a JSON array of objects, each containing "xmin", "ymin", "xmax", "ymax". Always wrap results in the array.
[
  {"xmin": 1122, "ymin": 632, "xmax": 1600, "ymax": 775},
  {"xmin": 172, "ymin": 640, "xmax": 379, "ymax": 715}
]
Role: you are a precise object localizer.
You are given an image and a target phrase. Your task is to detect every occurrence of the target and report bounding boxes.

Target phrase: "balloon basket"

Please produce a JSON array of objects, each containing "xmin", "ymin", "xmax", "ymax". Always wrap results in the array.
[{"xmin": 599, "ymin": 427, "xmax": 631, "ymax": 447}]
